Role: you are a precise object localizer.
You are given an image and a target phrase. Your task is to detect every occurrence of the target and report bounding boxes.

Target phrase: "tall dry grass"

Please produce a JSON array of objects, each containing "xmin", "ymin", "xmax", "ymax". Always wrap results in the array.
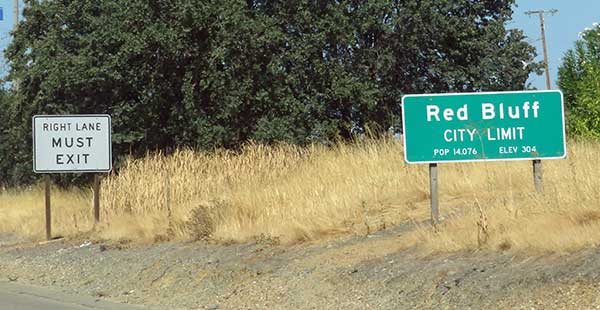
[
  {"xmin": 0, "ymin": 186, "xmax": 93, "ymax": 239},
  {"xmin": 400, "ymin": 140, "xmax": 600, "ymax": 254},
  {"xmin": 2, "ymin": 138, "xmax": 600, "ymax": 253},
  {"xmin": 98, "ymin": 139, "xmax": 430, "ymax": 243}
]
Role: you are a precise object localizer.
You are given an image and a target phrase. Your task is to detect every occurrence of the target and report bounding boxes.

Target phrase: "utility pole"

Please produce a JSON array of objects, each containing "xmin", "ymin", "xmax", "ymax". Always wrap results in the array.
[
  {"xmin": 525, "ymin": 9, "xmax": 558, "ymax": 89},
  {"xmin": 525, "ymin": 9, "xmax": 558, "ymax": 193},
  {"xmin": 12, "ymin": 0, "xmax": 19, "ymax": 91},
  {"xmin": 13, "ymin": 0, "xmax": 18, "ymax": 29}
]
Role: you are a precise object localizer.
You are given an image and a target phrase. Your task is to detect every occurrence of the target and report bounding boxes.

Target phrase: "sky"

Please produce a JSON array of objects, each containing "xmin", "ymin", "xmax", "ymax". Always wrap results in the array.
[
  {"xmin": 511, "ymin": 0, "xmax": 600, "ymax": 90},
  {"xmin": 0, "ymin": 0, "xmax": 22, "ymax": 79}
]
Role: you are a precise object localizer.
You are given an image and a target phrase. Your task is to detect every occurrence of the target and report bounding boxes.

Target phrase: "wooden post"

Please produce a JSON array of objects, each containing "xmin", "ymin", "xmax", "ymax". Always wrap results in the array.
[
  {"xmin": 526, "ymin": 9, "xmax": 558, "ymax": 193},
  {"xmin": 535, "ymin": 11, "xmax": 550, "ymax": 193},
  {"xmin": 12, "ymin": 0, "xmax": 18, "ymax": 28},
  {"xmin": 533, "ymin": 159, "xmax": 543, "ymax": 192},
  {"xmin": 93, "ymin": 174, "xmax": 100, "ymax": 224},
  {"xmin": 12, "ymin": 0, "xmax": 19, "ymax": 91},
  {"xmin": 44, "ymin": 176, "xmax": 51, "ymax": 240},
  {"xmin": 429, "ymin": 163, "xmax": 440, "ymax": 225}
]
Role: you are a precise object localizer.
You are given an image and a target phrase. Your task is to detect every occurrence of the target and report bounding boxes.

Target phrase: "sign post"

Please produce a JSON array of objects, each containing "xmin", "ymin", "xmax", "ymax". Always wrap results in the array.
[
  {"xmin": 402, "ymin": 90, "xmax": 566, "ymax": 224},
  {"xmin": 44, "ymin": 175, "xmax": 51, "ymax": 241},
  {"xmin": 93, "ymin": 174, "xmax": 101, "ymax": 224},
  {"xmin": 33, "ymin": 115, "xmax": 112, "ymax": 239},
  {"xmin": 429, "ymin": 163, "xmax": 439, "ymax": 225},
  {"xmin": 533, "ymin": 159, "xmax": 543, "ymax": 192}
]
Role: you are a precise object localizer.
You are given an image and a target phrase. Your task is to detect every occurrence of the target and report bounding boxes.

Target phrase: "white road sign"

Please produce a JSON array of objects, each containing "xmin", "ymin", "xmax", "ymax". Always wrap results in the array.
[{"xmin": 33, "ymin": 115, "xmax": 112, "ymax": 173}]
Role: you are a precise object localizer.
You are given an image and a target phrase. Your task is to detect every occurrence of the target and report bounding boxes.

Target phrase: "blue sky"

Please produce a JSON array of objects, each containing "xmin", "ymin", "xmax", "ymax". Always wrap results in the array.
[
  {"xmin": 512, "ymin": 0, "xmax": 599, "ymax": 90},
  {"xmin": 0, "ymin": 0, "xmax": 22, "ymax": 78}
]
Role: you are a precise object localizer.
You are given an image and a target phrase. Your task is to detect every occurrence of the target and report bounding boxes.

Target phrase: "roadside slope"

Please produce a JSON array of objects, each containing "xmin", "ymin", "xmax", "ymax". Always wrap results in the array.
[{"xmin": 2, "ymin": 226, "xmax": 600, "ymax": 310}]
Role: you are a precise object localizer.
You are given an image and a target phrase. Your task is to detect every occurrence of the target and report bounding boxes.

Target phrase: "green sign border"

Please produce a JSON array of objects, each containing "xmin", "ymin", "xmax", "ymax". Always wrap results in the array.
[{"xmin": 401, "ymin": 90, "xmax": 567, "ymax": 164}]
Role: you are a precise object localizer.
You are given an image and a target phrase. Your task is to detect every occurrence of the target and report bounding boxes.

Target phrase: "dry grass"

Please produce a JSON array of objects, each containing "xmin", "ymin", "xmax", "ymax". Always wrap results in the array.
[
  {"xmin": 0, "ymin": 186, "xmax": 93, "ymax": 239},
  {"xmin": 2, "ymin": 138, "xmax": 600, "ymax": 253},
  {"xmin": 400, "ymin": 140, "xmax": 600, "ymax": 254},
  {"xmin": 98, "ymin": 139, "xmax": 430, "ymax": 243}
]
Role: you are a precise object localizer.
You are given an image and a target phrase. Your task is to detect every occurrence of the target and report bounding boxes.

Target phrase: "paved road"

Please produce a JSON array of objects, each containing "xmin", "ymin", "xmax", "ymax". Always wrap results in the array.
[{"xmin": 0, "ymin": 281, "xmax": 145, "ymax": 310}]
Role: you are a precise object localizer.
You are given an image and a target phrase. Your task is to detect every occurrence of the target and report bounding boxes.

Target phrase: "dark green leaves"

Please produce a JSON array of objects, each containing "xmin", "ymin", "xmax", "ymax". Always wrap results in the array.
[{"xmin": 1, "ymin": 0, "xmax": 537, "ymax": 186}]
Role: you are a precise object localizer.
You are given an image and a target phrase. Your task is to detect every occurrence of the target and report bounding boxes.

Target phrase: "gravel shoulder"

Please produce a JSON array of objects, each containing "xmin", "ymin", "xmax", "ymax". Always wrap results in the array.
[{"xmin": 1, "ymin": 227, "xmax": 600, "ymax": 310}]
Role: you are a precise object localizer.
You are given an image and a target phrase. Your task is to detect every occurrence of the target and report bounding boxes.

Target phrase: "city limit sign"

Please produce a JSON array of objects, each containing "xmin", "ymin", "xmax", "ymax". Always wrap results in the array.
[
  {"xmin": 33, "ymin": 115, "xmax": 112, "ymax": 173},
  {"xmin": 402, "ymin": 90, "xmax": 566, "ymax": 164}
]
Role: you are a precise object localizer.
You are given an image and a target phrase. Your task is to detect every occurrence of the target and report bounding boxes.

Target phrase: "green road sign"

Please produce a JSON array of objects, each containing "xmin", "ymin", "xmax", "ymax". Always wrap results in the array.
[{"xmin": 402, "ymin": 90, "xmax": 566, "ymax": 164}]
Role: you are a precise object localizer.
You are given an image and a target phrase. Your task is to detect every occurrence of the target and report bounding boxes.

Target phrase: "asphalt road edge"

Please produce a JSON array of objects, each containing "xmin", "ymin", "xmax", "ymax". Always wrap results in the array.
[{"xmin": 0, "ymin": 280, "xmax": 146, "ymax": 309}]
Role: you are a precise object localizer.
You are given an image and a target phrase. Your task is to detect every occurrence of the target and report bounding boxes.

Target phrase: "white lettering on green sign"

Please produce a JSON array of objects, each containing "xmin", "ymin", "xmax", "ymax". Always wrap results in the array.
[{"xmin": 402, "ymin": 91, "xmax": 566, "ymax": 164}]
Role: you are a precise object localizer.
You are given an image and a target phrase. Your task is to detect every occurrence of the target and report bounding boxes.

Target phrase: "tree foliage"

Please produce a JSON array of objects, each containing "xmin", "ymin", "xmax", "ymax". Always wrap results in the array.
[
  {"xmin": 558, "ymin": 24, "xmax": 600, "ymax": 137},
  {"xmin": 1, "ymin": 0, "xmax": 538, "ymax": 186}
]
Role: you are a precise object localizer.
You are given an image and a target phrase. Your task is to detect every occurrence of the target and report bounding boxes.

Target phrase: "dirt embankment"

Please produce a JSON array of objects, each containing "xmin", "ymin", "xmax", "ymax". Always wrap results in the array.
[{"xmin": 2, "ymin": 226, "xmax": 600, "ymax": 310}]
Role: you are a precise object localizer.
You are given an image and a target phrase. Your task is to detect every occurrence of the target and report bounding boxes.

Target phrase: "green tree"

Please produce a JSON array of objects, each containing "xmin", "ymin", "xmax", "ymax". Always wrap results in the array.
[
  {"xmin": 366, "ymin": 0, "xmax": 540, "ymax": 133},
  {"xmin": 2, "ymin": 0, "xmax": 539, "ymax": 186},
  {"xmin": 0, "ymin": 90, "xmax": 29, "ymax": 185},
  {"xmin": 558, "ymin": 24, "xmax": 600, "ymax": 137}
]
